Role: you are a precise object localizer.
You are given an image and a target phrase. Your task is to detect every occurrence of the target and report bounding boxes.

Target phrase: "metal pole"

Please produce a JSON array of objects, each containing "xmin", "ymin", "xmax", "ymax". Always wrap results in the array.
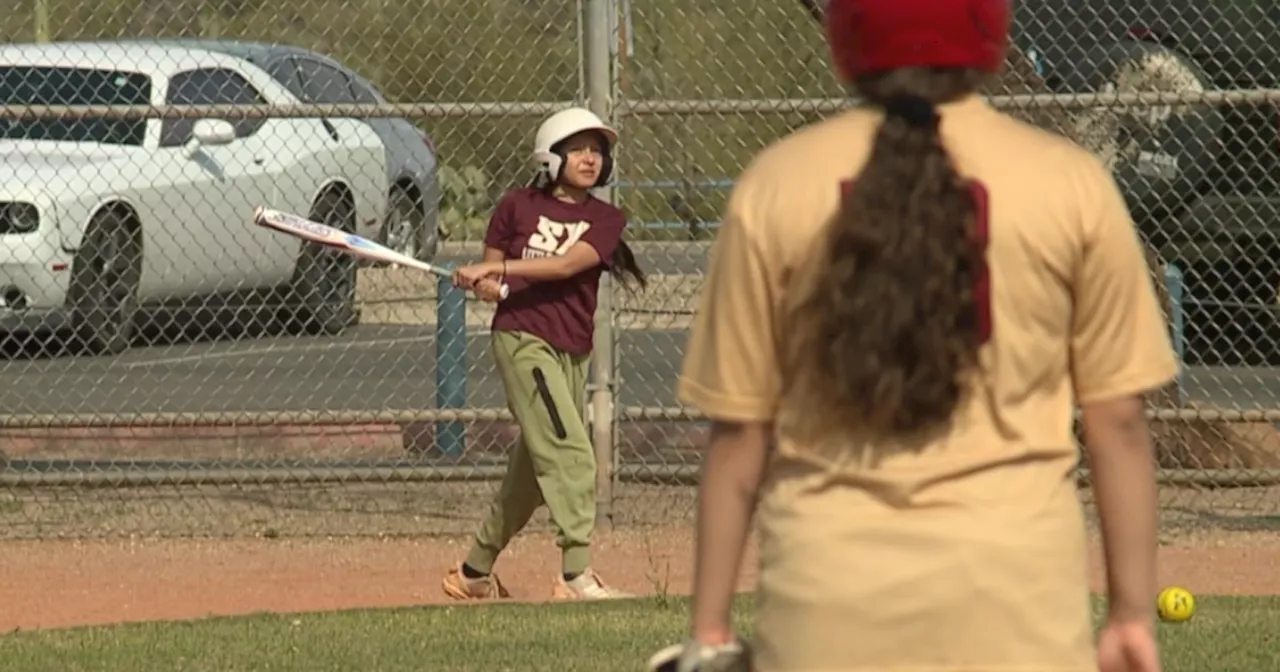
[
  {"xmin": 1164, "ymin": 264, "xmax": 1186, "ymax": 406},
  {"xmin": 576, "ymin": 0, "xmax": 587, "ymax": 103},
  {"xmin": 33, "ymin": 0, "xmax": 50, "ymax": 42},
  {"xmin": 584, "ymin": 0, "xmax": 616, "ymax": 530},
  {"xmin": 435, "ymin": 274, "xmax": 468, "ymax": 456}
]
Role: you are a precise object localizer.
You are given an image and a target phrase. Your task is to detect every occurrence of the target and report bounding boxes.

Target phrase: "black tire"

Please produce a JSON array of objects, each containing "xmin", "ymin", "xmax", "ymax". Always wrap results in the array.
[
  {"xmin": 380, "ymin": 184, "xmax": 434, "ymax": 261},
  {"xmin": 67, "ymin": 209, "xmax": 142, "ymax": 355},
  {"xmin": 286, "ymin": 190, "xmax": 358, "ymax": 335},
  {"xmin": 1057, "ymin": 40, "xmax": 1224, "ymax": 223}
]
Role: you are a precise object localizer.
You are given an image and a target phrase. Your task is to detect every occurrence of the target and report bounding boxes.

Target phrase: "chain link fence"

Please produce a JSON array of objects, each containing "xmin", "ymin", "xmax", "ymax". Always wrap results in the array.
[{"xmin": 2, "ymin": 0, "xmax": 1280, "ymax": 540}]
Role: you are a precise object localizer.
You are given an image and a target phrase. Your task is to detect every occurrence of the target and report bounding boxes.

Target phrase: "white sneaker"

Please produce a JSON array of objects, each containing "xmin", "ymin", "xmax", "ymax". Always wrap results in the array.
[{"xmin": 551, "ymin": 568, "xmax": 632, "ymax": 600}]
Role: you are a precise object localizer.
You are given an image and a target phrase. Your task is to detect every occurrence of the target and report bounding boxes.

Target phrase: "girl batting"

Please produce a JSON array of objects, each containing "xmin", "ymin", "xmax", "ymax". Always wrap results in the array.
[
  {"xmin": 655, "ymin": 0, "xmax": 1178, "ymax": 670},
  {"xmin": 441, "ymin": 107, "xmax": 646, "ymax": 601}
]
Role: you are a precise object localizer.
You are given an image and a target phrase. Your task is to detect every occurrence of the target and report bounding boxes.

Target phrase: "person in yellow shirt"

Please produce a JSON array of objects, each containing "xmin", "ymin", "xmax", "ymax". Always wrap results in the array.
[{"xmin": 653, "ymin": 0, "xmax": 1179, "ymax": 670}]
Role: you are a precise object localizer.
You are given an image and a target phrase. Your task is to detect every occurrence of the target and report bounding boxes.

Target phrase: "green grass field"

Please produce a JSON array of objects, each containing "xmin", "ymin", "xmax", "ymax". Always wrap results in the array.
[{"xmin": 2, "ymin": 595, "xmax": 1278, "ymax": 672}]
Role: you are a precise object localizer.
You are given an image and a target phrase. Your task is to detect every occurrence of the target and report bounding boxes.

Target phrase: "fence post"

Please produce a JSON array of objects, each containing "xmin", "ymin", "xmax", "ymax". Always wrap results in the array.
[
  {"xmin": 1164, "ymin": 263, "xmax": 1186, "ymax": 406},
  {"xmin": 436, "ymin": 274, "xmax": 467, "ymax": 457},
  {"xmin": 585, "ymin": 0, "xmax": 616, "ymax": 530},
  {"xmin": 33, "ymin": 0, "xmax": 50, "ymax": 41}
]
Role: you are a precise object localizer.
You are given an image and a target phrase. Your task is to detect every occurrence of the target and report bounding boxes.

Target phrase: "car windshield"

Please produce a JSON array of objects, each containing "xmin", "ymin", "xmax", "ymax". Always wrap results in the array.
[{"xmin": 0, "ymin": 66, "xmax": 152, "ymax": 146}]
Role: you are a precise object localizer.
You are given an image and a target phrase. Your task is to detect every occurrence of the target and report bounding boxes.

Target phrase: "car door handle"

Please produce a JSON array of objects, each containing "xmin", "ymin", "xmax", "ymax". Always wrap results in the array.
[{"xmin": 321, "ymin": 119, "xmax": 340, "ymax": 142}]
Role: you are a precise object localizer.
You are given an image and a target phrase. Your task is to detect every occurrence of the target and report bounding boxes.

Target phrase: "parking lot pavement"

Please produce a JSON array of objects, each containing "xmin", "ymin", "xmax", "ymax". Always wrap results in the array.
[
  {"xmin": 0, "ymin": 320, "xmax": 1275, "ymax": 417},
  {"xmin": 0, "ymin": 324, "xmax": 689, "ymax": 416}
]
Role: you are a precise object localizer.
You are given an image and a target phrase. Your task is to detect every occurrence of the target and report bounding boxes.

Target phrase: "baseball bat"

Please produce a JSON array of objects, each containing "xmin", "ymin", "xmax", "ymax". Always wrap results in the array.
[{"xmin": 252, "ymin": 206, "xmax": 510, "ymax": 300}]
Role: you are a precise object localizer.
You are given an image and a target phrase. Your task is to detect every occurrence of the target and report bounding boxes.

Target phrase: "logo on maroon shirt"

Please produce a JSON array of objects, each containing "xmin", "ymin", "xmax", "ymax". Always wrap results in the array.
[{"xmin": 523, "ymin": 216, "xmax": 591, "ymax": 259}]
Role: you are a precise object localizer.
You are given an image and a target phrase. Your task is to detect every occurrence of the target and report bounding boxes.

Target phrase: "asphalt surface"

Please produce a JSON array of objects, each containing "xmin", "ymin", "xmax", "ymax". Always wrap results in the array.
[
  {"xmin": 0, "ymin": 324, "xmax": 687, "ymax": 416},
  {"xmin": 2, "ymin": 243, "xmax": 1279, "ymax": 417},
  {"xmin": 0, "ymin": 242, "xmax": 708, "ymax": 418},
  {"xmin": 1, "ymin": 321, "xmax": 1278, "ymax": 416}
]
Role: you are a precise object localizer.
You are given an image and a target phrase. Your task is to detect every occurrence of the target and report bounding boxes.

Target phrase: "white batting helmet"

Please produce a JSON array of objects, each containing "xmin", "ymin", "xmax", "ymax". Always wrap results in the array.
[{"xmin": 532, "ymin": 107, "xmax": 618, "ymax": 187}]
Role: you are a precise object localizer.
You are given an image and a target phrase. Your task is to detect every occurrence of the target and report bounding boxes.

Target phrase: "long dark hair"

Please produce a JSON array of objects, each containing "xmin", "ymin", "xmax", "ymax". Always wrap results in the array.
[
  {"xmin": 528, "ymin": 171, "xmax": 648, "ymax": 292},
  {"xmin": 608, "ymin": 236, "xmax": 647, "ymax": 292},
  {"xmin": 785, "ymin": 67, "xmax": 993, "ymax": 444}
]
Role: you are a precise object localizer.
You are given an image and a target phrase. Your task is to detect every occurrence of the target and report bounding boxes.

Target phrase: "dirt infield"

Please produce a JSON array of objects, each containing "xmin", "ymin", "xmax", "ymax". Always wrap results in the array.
[{"xmin": 3, "ymin": 525, "xmax": 1279, "ymax": 633}]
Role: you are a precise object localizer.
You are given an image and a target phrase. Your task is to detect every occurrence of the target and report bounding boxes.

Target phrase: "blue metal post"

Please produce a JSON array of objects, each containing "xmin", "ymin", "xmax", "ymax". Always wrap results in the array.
[
  {"xmin": 435, "ymin": 273, "xmax": 467, "ymax": 456},
  {"xmin": 1164, "ymin": 264, "xmax": 1186, "ymax": 405}
]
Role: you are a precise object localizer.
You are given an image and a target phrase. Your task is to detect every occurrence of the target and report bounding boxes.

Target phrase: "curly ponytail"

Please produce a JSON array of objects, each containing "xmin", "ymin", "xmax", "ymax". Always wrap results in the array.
[{"xmin": 785, "ymin": 68, "xmax": 993, "ymax": 443}]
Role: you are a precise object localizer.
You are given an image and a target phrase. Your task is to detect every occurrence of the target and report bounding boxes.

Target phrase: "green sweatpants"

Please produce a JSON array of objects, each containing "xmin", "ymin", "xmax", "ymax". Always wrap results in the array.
[{"xmin": 465, "ymin": 329, "xmax": 597, "ymax": 576}]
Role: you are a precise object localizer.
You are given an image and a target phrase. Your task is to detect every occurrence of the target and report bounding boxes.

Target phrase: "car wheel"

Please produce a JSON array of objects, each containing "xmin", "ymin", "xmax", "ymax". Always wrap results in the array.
[
  {"xmin": 381, "ymin": 184, "xmax": 428, "ymax": 261},
  {"xmin": 1057, "ymin": 40, "xmax": 1224, "ymax": 222},
  {"xmin": 287, "ymin": 190, "xmax": 358, "ymax": 335},
  {"xmin": 68, "ymin": 209, "xmax": 142, "ymax": 355}
]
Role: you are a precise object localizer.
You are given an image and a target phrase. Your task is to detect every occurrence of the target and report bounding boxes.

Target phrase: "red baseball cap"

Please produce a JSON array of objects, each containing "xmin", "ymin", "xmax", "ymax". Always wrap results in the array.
[{"xmin": 825, "ymin": 0, "xmax": 1012, "ymax": 81}]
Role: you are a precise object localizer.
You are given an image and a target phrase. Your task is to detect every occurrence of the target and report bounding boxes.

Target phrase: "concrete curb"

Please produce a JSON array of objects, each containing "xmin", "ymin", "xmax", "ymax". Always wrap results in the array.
[
  {"xmin": 1, "ymin": 421, "xmax": 710, "ymax": 463},
  {"xmin": 356, "ymin": 268, "xmax": 701, "ymax": 329},
  {"xmin": 1, "ymin": 425, "xmax": 406, "ymax": 461},
  {"xmin": 4, "ymin": 419, "xmax": 1280, "ymax": 472},
  {"xmin": 1149, "ymin": 418, "xmax": 1280, "ymax": 470}
]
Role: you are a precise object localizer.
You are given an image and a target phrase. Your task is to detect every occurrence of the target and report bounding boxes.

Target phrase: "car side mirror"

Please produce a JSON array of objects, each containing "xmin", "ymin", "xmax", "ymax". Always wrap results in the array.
[
  {"xmin": 182, "ymin": 119, "xmax": 237, "ymax": 158},
  {"xmin": 194, "ymin": 119, "xmax": 236, "ymax": 145}
]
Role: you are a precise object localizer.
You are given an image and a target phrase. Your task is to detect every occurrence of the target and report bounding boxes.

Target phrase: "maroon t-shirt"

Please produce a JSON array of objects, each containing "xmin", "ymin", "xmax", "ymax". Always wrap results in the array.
[{"xmin": 483, "ymin": 187, "xmax": 628, "ymax": 355}]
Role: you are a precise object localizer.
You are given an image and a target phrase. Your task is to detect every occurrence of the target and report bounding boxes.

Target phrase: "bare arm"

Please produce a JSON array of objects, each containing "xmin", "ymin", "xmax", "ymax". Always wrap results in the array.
[
  {"xmin": 690, "ymin": 421, "xmax": 770, "ymax": 644},
  {"xmin": 670, "ymin": 173, "xmax": 779, "ymax": 653},
  {"xmin": 1066, "ymin": 158, "xmax": 1178, "ymax": 626},
  {"xmin": 458, "ymin": 241, "xmax": 604, "ymax": 286},
  {"xmin": 1080, "ymin": 395, "xmax": 1158, "ymax": 623},
  {"xmin": 450, "ymin": 246, "xmax": 517, "ymax": 301},
  {"xmin": 499, "ymin": 242, "xmax": 602, "ymax": 281}
]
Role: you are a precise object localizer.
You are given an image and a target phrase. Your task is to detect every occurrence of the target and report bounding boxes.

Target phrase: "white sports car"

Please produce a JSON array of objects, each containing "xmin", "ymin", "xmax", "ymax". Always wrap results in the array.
[{"xmin": 0, "ymin": 41, "xmax": 391, "ymax": 354}]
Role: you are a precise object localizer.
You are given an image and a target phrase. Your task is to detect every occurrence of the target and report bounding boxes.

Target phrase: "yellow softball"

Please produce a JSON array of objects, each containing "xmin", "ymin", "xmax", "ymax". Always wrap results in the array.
[{"xmin": 1157, "ymin": 586, "xmax": 1196, "ymax": 622}]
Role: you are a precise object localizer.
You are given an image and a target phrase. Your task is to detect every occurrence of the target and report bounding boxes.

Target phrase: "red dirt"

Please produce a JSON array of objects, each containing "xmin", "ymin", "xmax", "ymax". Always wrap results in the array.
[{"xmin": 2, "ymin": 527, "xmax": 1278, "ymax": 633}]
